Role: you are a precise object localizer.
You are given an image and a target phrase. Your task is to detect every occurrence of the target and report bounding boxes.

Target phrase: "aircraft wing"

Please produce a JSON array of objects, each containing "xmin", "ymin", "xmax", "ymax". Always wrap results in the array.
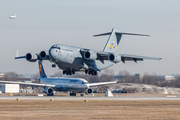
[
  {"xmin": 15, "ymin": 56, "xmax": 26, "ymax": 59},
  {"xmin": 121, "ymin": 54, "xmax": 162, "ymax": 63},
  {"xmin": 87, "ymin": 79, "xmax": 117, "ymax": 87},
  {"xmin": 97, "ymin": 51, "xmax": 162, "ymax": 63},
  {"xmin": 15, "ymin": 50, "xmax": 50, "ymax": 61},
  {"xmin": 0, "ymin": 81, "xmax": 55, "ymax": 87}
]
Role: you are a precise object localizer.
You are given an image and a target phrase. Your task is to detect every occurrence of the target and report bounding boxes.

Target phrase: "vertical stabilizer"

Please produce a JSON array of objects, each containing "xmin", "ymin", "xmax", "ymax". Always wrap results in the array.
[
  {"xmin": 93, "ymin": 28, "xmax": 149, "ymax": 53},
  {"xmin": 103, "ymin": 28, "xmax": 122, "ymax": 52},
  {"xmin": 38, "ymin": 60, "xmax": 47, "ymax": 78}
]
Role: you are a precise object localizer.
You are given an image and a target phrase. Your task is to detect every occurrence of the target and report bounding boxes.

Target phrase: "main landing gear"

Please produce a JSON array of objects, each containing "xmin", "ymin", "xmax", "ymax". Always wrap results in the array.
[
  {"xmin": 70, "ymin": 91, "xmax": 76, "ymax": 96},
  {"xmin": 85, "ymin": 70, "xmax": 97, "ymax": 76},
  {"xmin": 63, "ymin": 69, "xmax": 75, "ymax": 75},
  {"xmin": 52, "ymin": 63, "xmax": 56, "ymax": 68},
  {"xmin": 62, "ymin": 69, "xmax": 97, "ymax": 76}
]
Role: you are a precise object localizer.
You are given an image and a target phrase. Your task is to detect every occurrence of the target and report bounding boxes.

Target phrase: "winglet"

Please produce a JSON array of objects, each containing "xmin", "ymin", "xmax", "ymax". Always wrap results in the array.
[
  {"xmin": 16, "ymin": 50, "xmax": 19, "ymax": 57},
  {"xmin": 15, "ymin": 50, "xmax": 26, "ymax": 59},
  {"xmin": 163, "ymin": 50, "xmax": 169, "ymax": 60},
  {"xmin": 115, "ymin": 79, "xmax": 118, "ymax": 83}
]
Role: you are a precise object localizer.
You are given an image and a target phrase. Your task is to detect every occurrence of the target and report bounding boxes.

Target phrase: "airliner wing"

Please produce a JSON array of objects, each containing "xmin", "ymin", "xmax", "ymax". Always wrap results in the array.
[
  {"xmin": 87, "ymin": 79, "xmax": 117, "ymax": 87},
  {"xmin": 121, "ymin": 54, "xmax": 162, "ymax": 63},
  {"xmin": 0, "ymin": 81, "xmax": 55, "ymax": 87}
]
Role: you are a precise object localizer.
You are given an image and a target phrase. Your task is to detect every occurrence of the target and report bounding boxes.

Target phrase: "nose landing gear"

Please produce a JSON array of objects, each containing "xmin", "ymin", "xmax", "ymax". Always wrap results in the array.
[
  {"xmin": 62, "ymin": 69, "xmax": 97, "ymax": 76},
  {"xmin": 70, "ymin": 91, "xmax": 76, "ymax": 96}
]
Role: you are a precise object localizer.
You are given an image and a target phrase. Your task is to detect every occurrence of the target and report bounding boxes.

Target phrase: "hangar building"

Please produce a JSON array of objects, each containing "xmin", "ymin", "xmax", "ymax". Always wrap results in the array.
[{"xmin": 0, "ymin": 84, "xmax": 19, "ymax": 93}]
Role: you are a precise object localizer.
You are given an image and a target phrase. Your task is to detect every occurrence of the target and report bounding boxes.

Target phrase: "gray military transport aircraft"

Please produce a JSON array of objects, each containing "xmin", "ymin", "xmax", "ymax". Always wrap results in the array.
[
  {"xmin": 16, "ymin": 28, "xmax": 162, "ymax": 76},
  {"xmin": 0, "ymin": 61, "xmax": 117, "ymax": 96}
]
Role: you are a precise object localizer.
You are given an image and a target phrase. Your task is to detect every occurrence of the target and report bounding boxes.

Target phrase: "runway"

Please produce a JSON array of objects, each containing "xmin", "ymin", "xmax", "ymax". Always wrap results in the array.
[
  {"xmin": 0, "ymin": 94, "xmax": 180, "ymax": 100},
  {"xmin": 1, "ymin": 94, "xmax": 180, "ymax": 120}
]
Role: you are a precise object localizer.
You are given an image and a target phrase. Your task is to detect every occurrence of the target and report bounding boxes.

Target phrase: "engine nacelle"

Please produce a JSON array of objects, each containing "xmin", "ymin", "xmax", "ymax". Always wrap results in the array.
[
  {"xmin": 108, "ymin": 54, "xmax": 121, "ymax": 63},
  {"xmin": 85, "ymin": 88, "xmax": 93, "ymax": 95},
  {"xmin": 43, "ymin": 87, "xmax": 54, "ymax": 95},
  {"xmin": 26, "ymin": 53, "xmax": 38, "ymax": 62},
  {"xmin": 39, "ymin": 51, "xmax": 49, "ymax": 60},
  {"xmin": 84, "ymin": 51, "xmax": 97, "ymax": 60}
]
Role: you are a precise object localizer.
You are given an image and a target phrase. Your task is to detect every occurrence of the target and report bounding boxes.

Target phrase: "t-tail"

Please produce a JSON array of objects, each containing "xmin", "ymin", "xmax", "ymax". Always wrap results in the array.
[
  {"xmin": 38, "ymin": 60, "xmax": 47, "ymax": 78},
  {"xmin": 94, "ymin": 28, "xmax": 150, "ymax": 53}
]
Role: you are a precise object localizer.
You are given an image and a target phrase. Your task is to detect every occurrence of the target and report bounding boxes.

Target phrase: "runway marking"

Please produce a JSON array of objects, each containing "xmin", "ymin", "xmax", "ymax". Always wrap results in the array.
[{"xmin": 0, "ymin": 96, "xmax": 180, "ymax": 100}]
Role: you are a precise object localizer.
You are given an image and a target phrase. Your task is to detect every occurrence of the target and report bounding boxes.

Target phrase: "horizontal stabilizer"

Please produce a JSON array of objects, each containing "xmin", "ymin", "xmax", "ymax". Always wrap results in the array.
[
  {"xmin": 116, "ymin": 32, "xmax": 150, "ymax": 36},
  {"xmin": 94, "ymin": 32, "xmax": 149, "ymax": 37},
  {"xmin": 93, "ymin": 32, "xmax": 111, "ymax": 37}
]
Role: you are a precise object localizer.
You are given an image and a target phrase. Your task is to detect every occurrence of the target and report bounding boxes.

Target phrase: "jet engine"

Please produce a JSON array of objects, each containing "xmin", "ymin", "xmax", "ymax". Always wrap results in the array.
[
  {"xmin": 43, "ymin": 87, "xmax": 54, "ymax": 96},
  {"xmin": 84, "ymin": 51, "xmax": 97, "ymax": 60},
  {"xmin": 26, "ymin": 53, "xmax": 38, "ymax": 62},
  {"xmin": 39, "ymin": 51, "xmax": 49, "ymax": 60},
  {"xmin": 108, "ymin": 54, "xmax": 121, "ymax": 63},
  {"xmin": 85, "ymin": 88, "xmax": 93, "ymax": 95}
]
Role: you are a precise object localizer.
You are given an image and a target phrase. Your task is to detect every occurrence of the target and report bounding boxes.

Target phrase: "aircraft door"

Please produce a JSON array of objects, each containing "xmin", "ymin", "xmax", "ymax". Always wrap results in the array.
[
  {"xmin": 69, "ymin": 52, "xmax": 74, "ymax": 63},
  {"xmin": 65, "ymin": 52, "xmax": 74, "ymax": 64},
  {"xmin": 58, "ymin": 51, "xmax": 61, "ymax": 56}
]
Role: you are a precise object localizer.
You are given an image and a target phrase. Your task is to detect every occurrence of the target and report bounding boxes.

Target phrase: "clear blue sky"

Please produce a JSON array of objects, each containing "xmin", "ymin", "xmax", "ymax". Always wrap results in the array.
[{"xmin": 0, "ymin": 1, "xmax": 180, "ymax": 75}]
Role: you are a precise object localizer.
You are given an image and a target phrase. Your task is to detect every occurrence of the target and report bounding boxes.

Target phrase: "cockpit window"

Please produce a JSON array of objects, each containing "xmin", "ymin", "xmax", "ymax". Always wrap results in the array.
[
  {"xmin": 52, "ymin": 46, "xmax": 61, "ymax": 50},
  {"xmin": 82, "ymin": 82, "xmax": 88, "ymax": 84}
]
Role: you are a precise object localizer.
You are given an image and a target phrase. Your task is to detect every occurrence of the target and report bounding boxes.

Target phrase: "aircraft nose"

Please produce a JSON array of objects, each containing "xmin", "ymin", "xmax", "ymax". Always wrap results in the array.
[{"xmin": 49, "ymin": 47, "xmax": 56, "ymax": 60}]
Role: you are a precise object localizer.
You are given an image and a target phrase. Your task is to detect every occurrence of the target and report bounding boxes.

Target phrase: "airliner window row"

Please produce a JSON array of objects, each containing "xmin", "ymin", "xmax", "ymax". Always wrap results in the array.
[
  {"xmin": 70, "ymin": 80, "xmax": 78, "ymax": 82},
  {"xmin": 82, "ymin": 82, "xmax": 88, "ymax": 84}
]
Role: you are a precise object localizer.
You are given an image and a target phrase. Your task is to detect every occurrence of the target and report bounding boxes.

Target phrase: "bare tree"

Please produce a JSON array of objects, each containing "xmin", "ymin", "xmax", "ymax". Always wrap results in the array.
[
  {"xmin": 4, "ymin": 72, "xmax": 20, "ymax": 81},
  {"xmin": 99, "ymin": 69, "xmax": 115, "ymax": 82},
  {"xmin": 118, "ymin": 70, "xmax": 130, "ymax": 76},
  {"xmin": 30, "ymin": 73, "xmax": 40, "ymax": 80},
  {"xmin": 50, "ymin": 71, "xmax": 63, "ymax": 77}
]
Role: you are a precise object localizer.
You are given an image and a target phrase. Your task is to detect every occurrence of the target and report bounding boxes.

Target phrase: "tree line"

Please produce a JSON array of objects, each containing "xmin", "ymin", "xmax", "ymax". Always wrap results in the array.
[{"xmin": 1, "ymin": 70, "xmax": 180, "ymax": 88}]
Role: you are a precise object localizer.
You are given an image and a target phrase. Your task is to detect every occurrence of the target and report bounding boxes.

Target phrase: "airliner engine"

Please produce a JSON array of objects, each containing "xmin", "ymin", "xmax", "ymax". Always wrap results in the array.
[
  {"xmin": 43, "ymin": 87, "xmax": 54, "ymax": 96},
  {"xmin": 26, "ymin": 53, "xmax": 38, "ymax": 62},
  {"xmin": 85, "ymin": 88, "xmax": 93, "ymax": 94},
  {"xmin": 39, "ymin": 51, "xmax": 49, "ymax": 60},
  {"xmin": 108, "ymin": 54, "xmax": 121, "ymax": 63},
  {"xmin": 84, "ymin": 51, "xmax": 97, "ymax": 60}
]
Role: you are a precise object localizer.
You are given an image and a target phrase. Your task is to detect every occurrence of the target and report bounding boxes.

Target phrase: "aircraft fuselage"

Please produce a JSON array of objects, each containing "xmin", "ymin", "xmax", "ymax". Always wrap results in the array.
[
  {"xmin": 49, "ymin": 44, "xmax": 114, "ymax": 73},
  {"xmin": 40, "ymin": 77, "xmax": 88, "ymax": 92},
  {"xmin": 15, "ymin": 28, "xmax": 162, "ymax": 76}
]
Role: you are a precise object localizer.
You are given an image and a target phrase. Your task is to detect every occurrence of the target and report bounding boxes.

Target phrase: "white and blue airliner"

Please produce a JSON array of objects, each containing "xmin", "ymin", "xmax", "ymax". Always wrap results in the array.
[{"xmin": 0, "ymin": 61, "xmax": 117, "ymax": 96}]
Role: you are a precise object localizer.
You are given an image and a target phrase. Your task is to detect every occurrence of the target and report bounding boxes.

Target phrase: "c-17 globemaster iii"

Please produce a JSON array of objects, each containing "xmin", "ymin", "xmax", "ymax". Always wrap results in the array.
[
  {"xmin": 16, "ymin": 28, "xmax": 162, "ymax": 76},
  {"xmin": 0, "ymin": 60, "xmax": 117, "ymax": 96}
]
